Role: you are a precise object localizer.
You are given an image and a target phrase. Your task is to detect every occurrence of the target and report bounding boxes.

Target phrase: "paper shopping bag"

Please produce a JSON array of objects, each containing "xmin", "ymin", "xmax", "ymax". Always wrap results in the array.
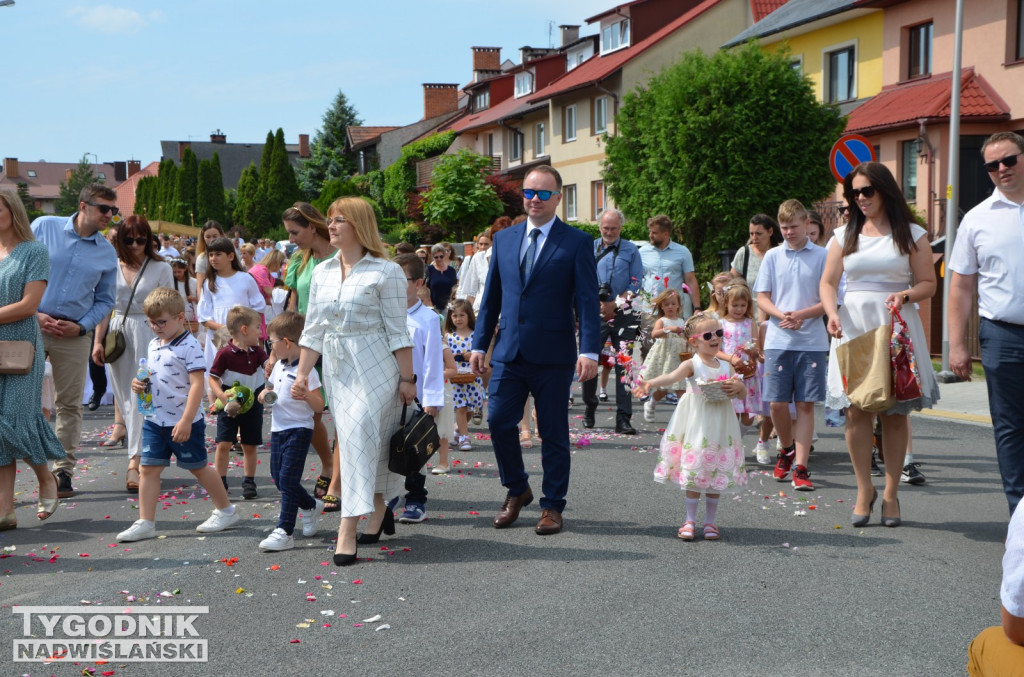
[{"xmin": 836, "ymin": 324, "xmax": 895, "ymax": 412}]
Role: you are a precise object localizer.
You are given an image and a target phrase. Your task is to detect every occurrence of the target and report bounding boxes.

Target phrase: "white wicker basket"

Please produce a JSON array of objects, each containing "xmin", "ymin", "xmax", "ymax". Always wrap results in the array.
[{"xmin": 696, "ymin": 379, "xmax": 733, "ymax": 402}]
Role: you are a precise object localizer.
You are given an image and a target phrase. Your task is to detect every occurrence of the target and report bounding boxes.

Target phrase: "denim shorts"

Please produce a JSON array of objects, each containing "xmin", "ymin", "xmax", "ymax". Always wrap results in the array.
[
  {"xmin": 762, "ymin": 350, "xmax": 827, "ymax": 403},
  {"xmin": 141, "ymin": 419, "xmax": 209, "ymax": 470}
]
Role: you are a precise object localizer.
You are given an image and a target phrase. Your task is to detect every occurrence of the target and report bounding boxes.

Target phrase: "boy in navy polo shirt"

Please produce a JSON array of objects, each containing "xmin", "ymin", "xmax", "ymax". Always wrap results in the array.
[
  {"xmin": 258, "ymin": 311, "xmax": 326, "ymax": 552},
  {"xmin": 209, "ymin": 306, "xmax": 268, "ymax": 499},
  {"xmin": 117, "ymin": 288, "xmax": 240, "ymax": 542}
]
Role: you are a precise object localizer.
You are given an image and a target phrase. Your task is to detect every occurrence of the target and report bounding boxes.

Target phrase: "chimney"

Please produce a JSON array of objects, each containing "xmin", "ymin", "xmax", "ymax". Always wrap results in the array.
[
  {"xmin": 65, "ymin": 169, "xmax": 73, "ymax": 182},
  {"xmin": 113, "ymin": 161, "xmax": 127, "ymax": 182},
  {"xmin": 210, "ymin": 129, "xmax": 226, "ymax": 143},
  {"xmin": 560, "ymin": 25, "xmax": 580, "ymax": 47},
  {"xmin": 299, "ymin": 134, "xmax": 310, "ymax": 158},
  {"xmin": 472, "ymin": 46, "xmax": 501, "ymax": 80},
  {"xmin": 2, "ymin": 157, "xmax": 17, "ymax": 179},
  {"xmin": 423, "ymin": 83, "xmax": 459, "ymax": 119},
  {"xmin": 128, "ymin": 160, "xmax": 141, "ymax": 177},
  {"xmin": 177, "ymin": 141, "xmax": 191, "ymax": 160}
]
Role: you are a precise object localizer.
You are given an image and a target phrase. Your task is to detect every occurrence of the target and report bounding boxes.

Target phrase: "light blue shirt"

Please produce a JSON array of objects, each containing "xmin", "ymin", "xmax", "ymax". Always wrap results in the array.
[
  {"xmin": 31, "ymin": 213, "xmax": 117, "ymax": 332},
  {"xmin": 594, "ymin": 238, "xmax": 643, "ymax": 297},
  {"xmin": 754, "ymin": 240, "xmax": 829, "ymax": 351},
  {"xmin": 638, "ymin": 241, "xmax": 695, "ymax": 298}
]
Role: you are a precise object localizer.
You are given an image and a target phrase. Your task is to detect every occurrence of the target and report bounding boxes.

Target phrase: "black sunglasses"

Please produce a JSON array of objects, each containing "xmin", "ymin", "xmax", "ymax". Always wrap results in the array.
[
  {"xmin": 838, "ymin": 205, "xmax": 849, "ymax": 215},
  {"xmin": 86, "ymin": 201, "xmax": 120, "ymax": 216},
  {"xmin": 697, "ymin": 329, "xmax": 725, "ymax": 341},
  {"xmin": 123, "ymin": 237, "xmax": 148, "ymax": 246},
  {"xmin": 983, "ymin": 152, "xmax": 1022, "ymax": 173},
  {"xmin": 848, "ymin": 186, "xmax": 877, "ymax": 199}
]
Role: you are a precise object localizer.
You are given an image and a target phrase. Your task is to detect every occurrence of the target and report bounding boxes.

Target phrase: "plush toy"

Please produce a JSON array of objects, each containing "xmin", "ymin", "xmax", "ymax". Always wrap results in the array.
[{"xmin": 212, "ymin": 381, "xmax": 255, "ymax": 417}]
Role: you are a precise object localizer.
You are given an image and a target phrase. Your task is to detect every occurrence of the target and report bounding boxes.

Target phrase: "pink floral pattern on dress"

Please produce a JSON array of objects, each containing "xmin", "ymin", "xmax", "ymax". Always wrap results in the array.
[{"xmin": 722, "ymin": 318, "xmax": 762, "ymax": 415}]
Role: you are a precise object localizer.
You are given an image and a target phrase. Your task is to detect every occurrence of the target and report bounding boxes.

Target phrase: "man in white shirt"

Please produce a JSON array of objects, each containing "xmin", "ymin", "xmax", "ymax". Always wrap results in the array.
[{"xmin": 949, "ymin": 131, "xmax": 1024, "ymax": 516}]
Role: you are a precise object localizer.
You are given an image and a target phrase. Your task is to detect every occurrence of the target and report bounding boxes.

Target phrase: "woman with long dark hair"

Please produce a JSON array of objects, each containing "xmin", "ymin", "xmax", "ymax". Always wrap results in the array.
[
  {"xmin": 93, "ymin": 216, "xmax": 174, "ymax": 491},
  {"xmin": 821, "ymin": 161, "xmax": 939, "ymax": 528},
  {"xmin": 194, "ymin": 220, "xmax": 226, "ymax": 300}
]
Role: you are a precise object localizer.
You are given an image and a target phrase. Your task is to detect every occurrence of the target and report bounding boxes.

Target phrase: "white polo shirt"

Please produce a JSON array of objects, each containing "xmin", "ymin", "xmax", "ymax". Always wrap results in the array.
[
  {"xmin": 146, "ymin": 330, "xmax": 206, "ymax": 427},
  {"xmin": 949, "ymin": 187, "xmax": 1024, "ymax": 325},
  {"xmin": 267, "ymin": 358, "xmax": 322, "ymax": 432}
]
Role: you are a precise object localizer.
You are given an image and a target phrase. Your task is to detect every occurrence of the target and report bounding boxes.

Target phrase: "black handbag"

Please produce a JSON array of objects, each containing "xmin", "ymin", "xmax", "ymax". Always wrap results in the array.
[{"xmin": 388, "ymin": 399, "xmax": 440, "ymax": 476}]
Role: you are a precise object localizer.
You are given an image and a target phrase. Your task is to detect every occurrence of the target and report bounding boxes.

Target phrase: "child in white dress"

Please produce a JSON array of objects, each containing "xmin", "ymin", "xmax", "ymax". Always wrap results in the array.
[
  {"xmin": 640, "ymin": 289, "xmax": 687, "ymax": 422},
  {"xmin": 635, "ymin": 313, "xmax": 748, "ymax": 541},
  {"xmin": 716, "ymin": 281, "xmax": 762, "ymax": 429}
]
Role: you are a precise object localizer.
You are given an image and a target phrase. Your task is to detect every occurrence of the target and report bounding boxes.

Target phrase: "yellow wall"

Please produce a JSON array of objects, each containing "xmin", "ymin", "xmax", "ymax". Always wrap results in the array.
[{"xmin": 765, "ymin": 11, "xmax": 884, "ymax": 102}]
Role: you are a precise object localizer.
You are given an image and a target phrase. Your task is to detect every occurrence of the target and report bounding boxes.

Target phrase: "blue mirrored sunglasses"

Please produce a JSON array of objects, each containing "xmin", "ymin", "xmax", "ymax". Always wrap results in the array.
[{"xmin": 522, "ymin": 189, "xmax": 560, "ymax": 201}]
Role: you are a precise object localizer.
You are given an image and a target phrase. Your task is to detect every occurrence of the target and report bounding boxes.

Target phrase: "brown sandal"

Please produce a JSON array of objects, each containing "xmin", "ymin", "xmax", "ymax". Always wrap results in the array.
[{"xmin": 125, "ymin": 467, "xmax": 140, "ymax": 493}]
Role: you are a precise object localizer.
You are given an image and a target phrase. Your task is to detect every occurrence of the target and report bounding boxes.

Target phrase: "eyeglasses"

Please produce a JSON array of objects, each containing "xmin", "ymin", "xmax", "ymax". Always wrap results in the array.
[
  {"xmin": 983, "ymin": 152, "xmax": 1022, "ymax": 173},
  {"xmin": 696, "ymin": 329, "xmax": 725, "ymax": 341},
  {"xmin": 848, "ymin": 186, "xmax": 877, "ymax": 199},
  {"xmin": 433, "ymin": 254, "xmax": 445, "ymax": 260},
  {"xmin": 522, "ymin": 189, "xmax": 560, "ymax": 201},
  {"xmin": 86, "ymin": 201, "xmax": 120, "ymax": 216},
  {"xmin": 123, "ymin": 237, "xmax": 148, "ymax": 246},
  {"xmin": 326, "ymin": 216, "xmax": 348, "ymax": 226},
  {"xmin": 148, "ymin": 318, "xmax": 171, "ymax": 329}
]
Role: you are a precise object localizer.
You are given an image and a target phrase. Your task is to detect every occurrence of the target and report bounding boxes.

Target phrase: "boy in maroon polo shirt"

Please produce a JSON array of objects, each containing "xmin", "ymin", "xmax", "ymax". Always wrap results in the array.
[{"xmin": 209, "ymin": 306, "xmax": 268, "ymax": 499}]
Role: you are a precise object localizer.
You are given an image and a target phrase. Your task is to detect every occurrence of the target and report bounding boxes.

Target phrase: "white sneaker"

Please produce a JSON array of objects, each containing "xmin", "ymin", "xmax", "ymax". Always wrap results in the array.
[
  {"xmin": 196, "ymin": 506, "xmax": 241, "ymax": 533},
  {"xmin": 754, "ymin": 440, "xmax": 772, "ymax": 466},
  {"xmin": 458, "ymin": 435, "xmax": 472, "ymax": 451},
  {"xmin": 117, "ymin": 519, "xmax": 157, "ymax": 542},
  {"xmin": 300, "ymin": 499, "xmax": 325, "ymax": 537},
  {"xmin": 643, "ymin": 399, "xmax": 656, "ymax": 422},
  {"xmin": 259, "ymin": 527, "xmax": 294, "ymax": 551}
]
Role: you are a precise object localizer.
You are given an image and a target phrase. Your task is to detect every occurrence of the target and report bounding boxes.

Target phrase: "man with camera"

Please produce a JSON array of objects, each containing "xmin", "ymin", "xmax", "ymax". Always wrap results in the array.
[{"xmin": 583, "ymin": 209, "xmax": 644, "ymax": 434}]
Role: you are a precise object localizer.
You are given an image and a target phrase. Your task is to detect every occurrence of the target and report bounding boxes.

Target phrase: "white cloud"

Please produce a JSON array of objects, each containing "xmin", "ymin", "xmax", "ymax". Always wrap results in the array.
[{"xmin": 67, "ymin": 5, "xmax": 161, "ymax": 34}]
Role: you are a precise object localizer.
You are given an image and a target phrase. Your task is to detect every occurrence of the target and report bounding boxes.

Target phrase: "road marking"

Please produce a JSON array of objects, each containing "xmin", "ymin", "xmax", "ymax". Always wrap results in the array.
[{"xmin": 913, "ymin": 408, "xmax": 992, "ymax": 425}]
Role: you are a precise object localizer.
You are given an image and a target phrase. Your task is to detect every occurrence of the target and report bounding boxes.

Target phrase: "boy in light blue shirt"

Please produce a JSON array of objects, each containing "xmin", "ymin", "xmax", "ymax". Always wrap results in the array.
[{"xmin": 754, "ymin": 199, "xmax": 828, "ymax": 492}]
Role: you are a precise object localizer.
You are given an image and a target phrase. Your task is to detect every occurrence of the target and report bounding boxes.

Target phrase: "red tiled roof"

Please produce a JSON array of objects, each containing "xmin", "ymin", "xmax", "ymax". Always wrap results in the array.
[
  {"xmin": 114, "ymin": 162, "xmax": 159, "ymax": 217},
  {"xmin": 750, "ymin": 0, "xmax": 787, "ymax": 21},
  {"xmin": 529, "ymin": 0, "xmax": 720, "ymax": 104},
  {"xmin": 346, "ymin": 126, "xmax": 401, "ymax": 150},
  {"xmin": 0, "ymin": 162, "xmax": 122, "ymax": 201},
  {"xmin": 846, "ymin": 68, "xmax": 1011, "ymax": 134},
  {"xmin": 448, "ymin": 95, "xmax": 546, "ymax": 133}
]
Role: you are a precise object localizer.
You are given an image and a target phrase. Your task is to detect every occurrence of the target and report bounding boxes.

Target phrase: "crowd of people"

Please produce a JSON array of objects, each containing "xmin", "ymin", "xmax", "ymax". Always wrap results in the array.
[{"xmin": 1, "ymin": 132, "xmax": 1023, "ymax": 671}]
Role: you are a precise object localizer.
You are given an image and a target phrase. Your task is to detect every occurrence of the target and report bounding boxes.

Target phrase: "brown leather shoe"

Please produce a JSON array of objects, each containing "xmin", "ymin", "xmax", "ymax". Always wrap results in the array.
[
  {"xmin": 535, "ymin": 508, "xmax": 563, "ymax": 535},
  {"xmin": 493, "ymin": 488, "xmax": 534, "ymax": 528}
]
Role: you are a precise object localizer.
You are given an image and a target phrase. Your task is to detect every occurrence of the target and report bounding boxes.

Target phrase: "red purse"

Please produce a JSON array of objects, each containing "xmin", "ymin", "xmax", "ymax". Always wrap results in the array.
[{"xmin": 890, "ymin": 308, "xmax": 922, "ymax": 402}]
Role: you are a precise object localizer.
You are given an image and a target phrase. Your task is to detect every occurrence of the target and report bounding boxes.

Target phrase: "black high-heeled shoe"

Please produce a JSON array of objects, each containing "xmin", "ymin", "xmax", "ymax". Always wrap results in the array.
[
  {"xmin": 851, "ymin": 488, "xmax": 878, "ymax": 527},
  {"xmin": 333, "ymin": 550, "xmax": 358, "ymax": 567},
  {"xmin": 356, "ymin": 508, "xmax": 395, "ymax": 545}
]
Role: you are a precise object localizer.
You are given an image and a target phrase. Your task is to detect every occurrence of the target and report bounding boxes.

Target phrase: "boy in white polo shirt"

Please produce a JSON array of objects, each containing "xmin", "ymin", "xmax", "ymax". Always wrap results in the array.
[
  {"xmin": 754, "ymin": 199, "xmax": 829, "ymax": 492},
  {"xmin": 117, "ymin": 288, "xmax": 240, "ymax": 542},
  {"xmin": 258, "ymin": 311, "xmax": 326, "ymax": 552}
]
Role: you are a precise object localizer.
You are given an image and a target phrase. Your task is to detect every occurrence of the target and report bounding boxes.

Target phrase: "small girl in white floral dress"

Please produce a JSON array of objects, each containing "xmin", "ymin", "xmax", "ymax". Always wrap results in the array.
[
  {"xmin": 635, "ymin": 313, "xmax": 748, "ymax": 541},
  {"xmin": 444, "ymin": 300, "xmax": 483, "ymax": 451}
]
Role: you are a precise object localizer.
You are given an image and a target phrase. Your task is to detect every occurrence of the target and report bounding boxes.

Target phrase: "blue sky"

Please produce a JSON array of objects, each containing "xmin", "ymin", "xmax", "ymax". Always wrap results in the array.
[{"xmin": 1, "ymin": 0, "xmax": 603, "ymax": 166}]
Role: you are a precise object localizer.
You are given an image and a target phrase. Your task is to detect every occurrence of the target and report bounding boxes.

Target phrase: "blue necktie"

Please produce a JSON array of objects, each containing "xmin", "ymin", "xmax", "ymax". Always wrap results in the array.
[{"xmin": 521, "ymin": 229, "xmax": 540, "ymax": 283}]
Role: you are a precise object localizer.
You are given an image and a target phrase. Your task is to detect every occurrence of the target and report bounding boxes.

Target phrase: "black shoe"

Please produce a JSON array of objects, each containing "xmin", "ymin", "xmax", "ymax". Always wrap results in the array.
[
  {"xmin": 333, "ymin": 550, "xmax": 358, "ymax": 566},
  {"xmin": 583, "ymin": 407, "xmax": 595, "ymax": 429},
  {"xmin": 242, "ymin": 478, "xmax": 258, "ymax": 500},
  {"xmin": 616, "ymin": 421, "xmax": 638, "ymax": 435},
  {"xmin": 356, "ymin": 508, "xmax": 395, "ymax": 544},
  {"xmin": 86, "ymin": 393, "xmax": 101, "ymax": 411},
  {"xmin": 901, "ymin": 463, "xmax": 926, "ymax": 485},
  {"xmin": 53, "ymin": 470, "xmax": 75, "ymax": 498}
]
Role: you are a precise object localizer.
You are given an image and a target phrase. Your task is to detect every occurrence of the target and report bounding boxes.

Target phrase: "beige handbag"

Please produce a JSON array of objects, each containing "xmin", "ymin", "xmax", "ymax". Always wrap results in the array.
[
  {"xmin": 836, "ymin": 324, "xmax": 895, "ymax": 413},
  {"xmin": 0, "ymin": 340, "xmax": 35, "ymax": 375}
]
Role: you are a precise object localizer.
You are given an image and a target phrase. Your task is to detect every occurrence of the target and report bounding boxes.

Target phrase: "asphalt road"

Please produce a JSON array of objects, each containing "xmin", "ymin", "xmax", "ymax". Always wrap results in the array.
[{"xmin": 0, "ymin": 392, "xmax": 1011, "ymax": 677}]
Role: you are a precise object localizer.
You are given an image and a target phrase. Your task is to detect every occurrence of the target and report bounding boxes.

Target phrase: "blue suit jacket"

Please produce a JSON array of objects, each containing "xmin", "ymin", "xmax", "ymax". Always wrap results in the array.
[{"xmin": 472, "ymin": 217, "xmax": 601, "ymax": 365}]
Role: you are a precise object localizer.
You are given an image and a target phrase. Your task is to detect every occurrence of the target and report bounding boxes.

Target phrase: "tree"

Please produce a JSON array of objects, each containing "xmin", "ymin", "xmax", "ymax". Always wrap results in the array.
[
  {"xmin": 603, "ymin": 43, "xmax": 846, "ymax": 282},
  {"xmin": 155, "ymin": 158, "xmax": 178, "ymax": 220},
  {"xmin": 55, "ymin": 155, "xmax": 98, "ymax": 215},
  {"xmin": 263, "ymin": 128, "xmax": 302, "ymax": 218},
  {"xmin": 232, "ymin": 162, "xmax": 273, "ymax": 235},
  {"xmin": 134, "ymin": 175, "xmax": 157, "ymax": 219},
  {"xmin": 196, "ymin": 152, "xmax": 227, "ymax": 224},
  {"xmin": 172, "ymin": 148, "xmax": 199, "ymax": 225},
  {"xmin": 298, "ymin": 89, "xmax": 362, "ymax": 198},
  {"xmin": 16, "ymin": 182, "xmax": 43, "ymax": 221},
  {"xmin": 258, "ymin": 130, "xmax": 275, "ymax": 192},
  {"xmin": 382, "ymin": 131, "xmax": 456, "ymax": 218},
  {"xmin": 420, "ymin": 149, "xmax": 503, "ymax": 241}
]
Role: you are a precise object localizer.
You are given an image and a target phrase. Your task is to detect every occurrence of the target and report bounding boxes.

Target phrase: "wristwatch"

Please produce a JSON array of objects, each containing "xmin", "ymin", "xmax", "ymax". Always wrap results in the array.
[
  {"xmin": 901, "ymin": 293, "xmax": 910, "ymax": 304},
  {"xmin": 77, "ymin": 323, "xmax": 87, "ymax": 336},
  {"xmin": 399, "ymin": 375, "xmax": 417, "ymax": 384}
]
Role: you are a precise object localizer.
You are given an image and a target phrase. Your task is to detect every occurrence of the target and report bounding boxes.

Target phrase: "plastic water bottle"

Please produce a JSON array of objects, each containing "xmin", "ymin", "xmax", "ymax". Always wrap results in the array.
[{"xmin": 136, "ymin": 359, "xmax": 155, "ymax": 415}]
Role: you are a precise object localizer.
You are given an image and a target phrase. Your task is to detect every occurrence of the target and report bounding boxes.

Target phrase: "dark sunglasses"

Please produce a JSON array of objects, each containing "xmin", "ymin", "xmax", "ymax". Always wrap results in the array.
[
  {"xmin": 86, "ymin": 201, "xmax": 120, "ymax": 216},
  {"xmin": 983, "ymin": 152, "xmax": 1022, "ymax": 173},
  {"xmin": 123, "ymin": 237, "xmax": 149, "ymax": 246},
  {"xmin": 696, "ymin": 329, "xmax": 725, "ymax": 341},
  {"xmin": 522, "ymin": 189, "xmax": 560, "ymax": 201},
  {"xmin": 848, "ymin": 186, "xmax": 877, "ymax": 199},
  {"xmin": 838, "ymin": 205, "xmax": 850, "ymax": 215}
]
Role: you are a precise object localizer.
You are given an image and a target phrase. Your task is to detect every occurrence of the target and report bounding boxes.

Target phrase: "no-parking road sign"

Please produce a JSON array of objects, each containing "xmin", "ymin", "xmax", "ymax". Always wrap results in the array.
[{"xmin": 829, "ymin": 134, "xmax": 877, "ymax": 183}]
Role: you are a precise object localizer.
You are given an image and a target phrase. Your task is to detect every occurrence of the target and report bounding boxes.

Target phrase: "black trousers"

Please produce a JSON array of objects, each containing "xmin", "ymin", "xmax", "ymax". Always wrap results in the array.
[{"xmin": 582, "ymin": 310, "xmax": 639, "ymax": 424}]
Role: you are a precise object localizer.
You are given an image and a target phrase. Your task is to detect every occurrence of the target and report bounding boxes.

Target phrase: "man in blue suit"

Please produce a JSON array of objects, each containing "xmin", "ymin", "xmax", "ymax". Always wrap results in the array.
[{"xmin": 470, "ymin": 166, "xmax": 601, "ymax": 535}]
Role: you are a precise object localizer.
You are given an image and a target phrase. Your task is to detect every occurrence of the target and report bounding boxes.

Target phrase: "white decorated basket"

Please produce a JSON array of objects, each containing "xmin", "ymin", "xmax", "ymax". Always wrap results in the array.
[{"xmin": 695, "ymin": 379, "xmax": 733, "ymax": 402}]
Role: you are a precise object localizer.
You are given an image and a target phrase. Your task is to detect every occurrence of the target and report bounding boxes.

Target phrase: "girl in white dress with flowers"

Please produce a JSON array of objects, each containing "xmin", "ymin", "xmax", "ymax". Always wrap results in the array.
[
  {"xmin": 635, "ymin": 313, "xmax": 748, "ymax": 541},
  {"xmin": 640, "ymin": 289, "xmax": 687, "ymax": 422}
]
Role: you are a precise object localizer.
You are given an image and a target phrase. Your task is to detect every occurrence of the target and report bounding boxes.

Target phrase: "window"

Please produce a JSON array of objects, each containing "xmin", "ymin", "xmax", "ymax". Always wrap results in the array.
[
  {"xmin": 592, "ymin": 181, "xmax": 606, "ymax": 220},
  {"xmin": 97, "ymin": 172, "xmax": 106, "ymax": 180},
  {"xmin": 563, "ymin": 184, "xmax": 577, "ymax": 221},
  {"xmin": 593, "ymin": 97, "xmax": 608, "ymax": 135},
  {"xmin": 514, "ymin": 71, "xmax": 533, "ymax": 98},
  {"xmin": 826, "ymin": 45, "xmax": 856, "ymax": 103},
  {"xmin": 474, "ymin": 89, "xmax": 490, "ymax": 111},
  {"xmin": 564, "ymin": 105, "xmax": 577, "ymax": 142},
  {"xmin": 27, "ymin": 170, "xmax": 36, "ymax": 178},
  {"xmin": 901, "ymin": 140, "xmax": 919, "ymax": 202},
  {"xmin": 511, "ymin": 129, "xmax": 523, "ymax": 162},
  {"xmin": 486, "ymin": 133, "xmax": 494, "ymax": 157},
  {"xmin": 790, "ymin": 57, "xmax": 803, "ymax": 76},
  {"xmin": 908, "ymin": 22, "xmax": 933, "ymax": 78},
  {"xmin": 601, "ymin": 19, "xmax": 630, "ymax": 54},
  {"xmin": 535, "ymin": 122, "xmax": 546, "ymax": 157},
  {"xmin": 1017, "ymin": 0, "xmax": 1024, "ymax": 61}
]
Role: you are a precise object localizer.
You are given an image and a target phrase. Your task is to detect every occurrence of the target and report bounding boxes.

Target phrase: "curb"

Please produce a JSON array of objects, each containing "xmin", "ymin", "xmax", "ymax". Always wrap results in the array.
[{"xmin": 913, "ymin": 408, "xmax": 992, "ymax": 426}]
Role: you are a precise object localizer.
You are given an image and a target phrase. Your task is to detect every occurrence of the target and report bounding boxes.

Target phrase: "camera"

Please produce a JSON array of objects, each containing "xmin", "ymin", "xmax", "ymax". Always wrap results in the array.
[{"xmin": 598, "ymin": 283, "xmax": 613, "ymax": 302}]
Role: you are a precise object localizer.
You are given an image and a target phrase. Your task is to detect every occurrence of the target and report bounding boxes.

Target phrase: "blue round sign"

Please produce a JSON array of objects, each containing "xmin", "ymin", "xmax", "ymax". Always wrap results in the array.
[{"xmin": 830, "ymin": 134, "xmax": 877, "ymax": 182}]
